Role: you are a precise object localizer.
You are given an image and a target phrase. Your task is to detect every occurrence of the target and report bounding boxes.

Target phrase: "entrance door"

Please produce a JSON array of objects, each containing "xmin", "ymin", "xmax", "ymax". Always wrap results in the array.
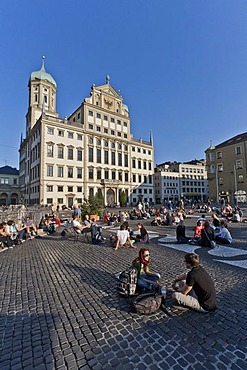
[
  {"xmin": 106, "ymin": 189, "xmax": 115, "ymax": 207},
  {"xmin": 68, "ymin": 197, "xmax": 74, "ymax": 208}
]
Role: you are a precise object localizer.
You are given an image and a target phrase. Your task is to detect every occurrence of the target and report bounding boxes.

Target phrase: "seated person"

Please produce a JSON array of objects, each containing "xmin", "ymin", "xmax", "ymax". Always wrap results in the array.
[
  {"xmin": 194, "ymin": 220, "xmax": 203, "ymax": 241},
  {"xmin": 176, "ymin": 221, "xmax": 189, "ymax": 243},
  {"xmin": 172, "ymin": 253, "xmax": 217, "ymax": 312},
  {"xmin": 132, "ymin": 248, "xmax": 160, "ymax": 291},
  {"xmin": 135, "ymin": 223, "xmax": 149, "ymax": 243},
  {"xmin": 215, "ymin": 221, "xmax": 232, "ymax": 244},
  {"xmin": 83, "ymin": 214, "xmax": 104, "ymax": 242},
  {"xmin": 23, "ymin": 217, "xmax": 37, "ymax": 238},
  {"xmin": 15, "ymin": 219, "xmax": 26, "ymax": 242},
  {"xmin": 0, "ymin": 223, "xmax": 15, "ymax": 248},
  {"xmin": 198, "ymin": 221, "xmax": 214, "ymax": 248},
  {"xmin": 151, "ymin": 215, "xmax": 162, "ymax": 226},
  {"xmin": 72, "ymin": 215, "xmax": 91, "ymax": 235},
  {"xmin": 114, "ymin": 224, "xmax": 136, "ymax": 250}
]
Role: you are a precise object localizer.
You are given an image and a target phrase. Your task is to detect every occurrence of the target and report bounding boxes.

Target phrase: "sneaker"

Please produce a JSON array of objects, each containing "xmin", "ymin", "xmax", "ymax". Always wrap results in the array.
[{"xmin": 9, "ymin": 246, "xmax": 13, "ymax": 249}]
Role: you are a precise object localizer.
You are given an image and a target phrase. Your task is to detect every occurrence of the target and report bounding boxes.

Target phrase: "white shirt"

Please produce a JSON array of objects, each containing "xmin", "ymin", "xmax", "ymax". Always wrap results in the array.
[{"xmin": 116, "ymin": 230, "xmax": 129, "ymax": 245}]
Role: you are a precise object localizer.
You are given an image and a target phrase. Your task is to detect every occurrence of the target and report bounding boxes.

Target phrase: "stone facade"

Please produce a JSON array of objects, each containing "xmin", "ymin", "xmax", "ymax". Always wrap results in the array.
[{"xmin": 0, "ymin": 166, "xmax": 20, "ymax": 205}]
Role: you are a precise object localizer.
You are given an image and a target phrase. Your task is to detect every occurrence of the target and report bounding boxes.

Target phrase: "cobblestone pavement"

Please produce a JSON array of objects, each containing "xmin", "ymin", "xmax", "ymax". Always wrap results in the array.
[{"xmin": 0, "ymin": 215, "xmax": 247, "ymax": 369}]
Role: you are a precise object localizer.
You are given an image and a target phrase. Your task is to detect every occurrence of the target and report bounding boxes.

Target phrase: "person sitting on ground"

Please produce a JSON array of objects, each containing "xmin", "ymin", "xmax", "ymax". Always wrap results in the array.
[
  {"xmin": 197, "ymin": 214, "xmax": 206, "ymax": 226},
  {"xmin": 215, "ymin": 221, "xmax": 232, "ymax": 244},
  {"xmin": 151, "ymin": 214, "xmax": 162, "ymax": 226},
  {"xmin": 15, "ymin": 219, "xmax": 26, "ymax": 242},
  {"xmin": 212, "ymin": 213, "xmax": 220, "ymax": 230},
  {"xmin": 176, "ymin": 221, "xmax": 189, "ymax": 244},
  {"xmin": 172, "ymin": 253, "xmax": 217, "ymax": 312},
  {"xmin": 197, "ymin": 221, "xmax": 214, "ymax": 248},
  {"xmin": 194, "ymin": 220, "xmax": 203, "ymax": 241},
  {"xmin": 122, "ymin": 221, "xmax": 134, "ymax": 240},
  {"xmin": 132, "ymin": 248, "xmax": 160, "ymax": 291},
  {"xmin": 83, "ymin": 214, "xmax": 104, "ymax": 242},
  {"xmin": 23, "ymin": 217, "xmax": 37, "ymax": 239},
  {"xmin": 0, "ymin": 223, "xmax": 15, "ymax": 249},
  {"xmin": 135, "ymin": 223, "xmax": 149, "ymax": 243},
  {"xmin": 114, "ymin": 224, "xmax": 136, "ymax": 250}
]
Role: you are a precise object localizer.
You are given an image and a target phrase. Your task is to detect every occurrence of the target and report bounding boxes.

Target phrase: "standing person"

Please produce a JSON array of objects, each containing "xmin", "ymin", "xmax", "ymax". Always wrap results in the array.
[
  {"xmin": 215, "ymin": 221, "xmax": 232, "ymax": 244},
  {"xmin": 135, "ymin": 223, "xmax": 149, "ymax": 243},
  {"xmin": 172, "ymin": 253, "xmax": 217, "ymax": 312},
  {"xmin": 132, "ymin": 248, "xmax": 160, "ymax": 291}
]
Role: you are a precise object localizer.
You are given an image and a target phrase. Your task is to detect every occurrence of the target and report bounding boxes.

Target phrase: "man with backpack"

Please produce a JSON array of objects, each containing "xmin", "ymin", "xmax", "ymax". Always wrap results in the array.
[{"xmin": 172, "ymin": 253, "xmax": 217, "ymax": 312}]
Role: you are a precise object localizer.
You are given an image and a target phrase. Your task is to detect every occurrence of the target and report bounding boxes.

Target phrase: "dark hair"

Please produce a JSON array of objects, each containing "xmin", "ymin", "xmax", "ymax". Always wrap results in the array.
[
  {"xmin": 184, "ymin": 253, "xmax": 199, "ymax": 267},
  {"xmin": 120, "ymin": 224, "xmax": 126, "ymax": 230}
]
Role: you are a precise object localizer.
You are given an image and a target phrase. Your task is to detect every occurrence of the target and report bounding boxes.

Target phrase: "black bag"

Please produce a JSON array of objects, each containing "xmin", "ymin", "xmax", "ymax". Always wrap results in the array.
[
  {"xmin": 61, "ymin": 230, "xmax": 66, "ymax": 236},
  {"xmin": 116, "ymin": 267, "xmax": 138, "ymax": 297},
  {"xmin": 132, "ymin": 292, "xmax": 162, "ymax": 315}
]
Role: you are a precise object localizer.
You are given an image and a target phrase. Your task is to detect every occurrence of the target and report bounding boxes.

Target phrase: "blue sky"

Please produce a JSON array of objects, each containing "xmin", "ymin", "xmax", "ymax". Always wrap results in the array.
[{"xmin": 0, "ymin": 0, "xmax": 247, "ymax": 168}]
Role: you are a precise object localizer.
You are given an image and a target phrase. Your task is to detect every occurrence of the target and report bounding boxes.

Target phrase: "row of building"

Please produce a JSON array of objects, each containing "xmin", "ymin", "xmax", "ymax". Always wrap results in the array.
[{"xmin": 0, "ymin": 58, "xmax": 246, "ymax": 206}]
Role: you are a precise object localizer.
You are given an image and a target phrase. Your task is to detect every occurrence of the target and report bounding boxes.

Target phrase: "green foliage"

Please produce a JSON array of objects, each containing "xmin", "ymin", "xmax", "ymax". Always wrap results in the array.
[
  {"xmin": 81, "ymin": 192, "xmax": 104, "ymax": 217},
  {"xmin": 120, "ymin": 191, "xmax": 127, "ymax": 207}
]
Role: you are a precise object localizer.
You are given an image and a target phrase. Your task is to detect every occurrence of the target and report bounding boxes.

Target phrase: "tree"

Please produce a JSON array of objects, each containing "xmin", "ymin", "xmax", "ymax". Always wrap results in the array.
[
  {"xmin": 81, "ymin": 192, "xmax": 104, "ymax": 217},
  {"xmin": 120, "ymin": 191, "xmax": 127, "ymax": 207}
]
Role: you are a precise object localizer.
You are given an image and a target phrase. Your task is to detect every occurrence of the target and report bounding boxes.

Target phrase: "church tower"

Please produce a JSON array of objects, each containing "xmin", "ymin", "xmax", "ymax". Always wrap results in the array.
[{"xmin": 26, "ymin": 56, "xmax": 58, "ymax": 134}]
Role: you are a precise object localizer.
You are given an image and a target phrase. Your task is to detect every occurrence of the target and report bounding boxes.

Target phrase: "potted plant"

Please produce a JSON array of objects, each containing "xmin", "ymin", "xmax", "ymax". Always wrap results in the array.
[{"xmin": 81, "ymin": 192, "xmax": 104, "ymax": 221}]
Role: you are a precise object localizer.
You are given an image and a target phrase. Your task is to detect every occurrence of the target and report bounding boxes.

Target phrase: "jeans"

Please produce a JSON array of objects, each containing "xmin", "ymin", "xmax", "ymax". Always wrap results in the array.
[{"xmin": 137, "ymin": 274, "xmax": 157, "ymax": 290}]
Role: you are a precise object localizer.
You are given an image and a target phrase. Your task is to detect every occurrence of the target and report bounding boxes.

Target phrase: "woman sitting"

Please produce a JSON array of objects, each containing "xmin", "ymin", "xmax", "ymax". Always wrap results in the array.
[
  {"xmin": 135, "ymin": 223, "xmax": 149, "ymax": 243},
  {"xmin": 132, "ymin": 248, "xmax": 160, "ymax": 291},
  {"xmin": 194, "ymin": 220, "xmax": 203, "ymax": 241},
  {"xmin": 176, "ymin": 221, "xmax": 189, "ymax": 244},
  {"xmin": 198, "ymin": 221, "xmax": 214, "ymax": 247},
  {"xmin": 215, "ymin": 221, "xmax": 232, "ymax": 244},
  {"xmin": 0, "ymin": 223, "xmax": 15, "ymax": 249}
]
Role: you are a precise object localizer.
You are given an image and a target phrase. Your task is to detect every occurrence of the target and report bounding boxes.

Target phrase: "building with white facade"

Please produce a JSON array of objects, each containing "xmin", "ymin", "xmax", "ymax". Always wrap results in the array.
[
  {"xmin": 19, "ymin": 58, "xmax": 154, "ymax": 207},
  {"xmin": 0, "ymin": 166, "xmax": 20, "ymax": 205},
  {"xmin": 155, "ymin": 160, "xmax": 208, "ymax": 204}
]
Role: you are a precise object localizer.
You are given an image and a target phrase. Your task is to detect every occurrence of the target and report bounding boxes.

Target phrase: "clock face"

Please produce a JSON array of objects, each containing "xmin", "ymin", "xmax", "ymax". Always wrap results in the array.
[{"xmin": 104, "ymin": 97, "xmax": 113, "ymax": 111}]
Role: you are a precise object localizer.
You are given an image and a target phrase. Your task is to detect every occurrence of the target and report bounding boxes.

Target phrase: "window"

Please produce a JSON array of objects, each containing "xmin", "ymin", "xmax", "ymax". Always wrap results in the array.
[
  {"xmin": 104, "ymin": 128, "xmax": 108, "ymax": 133},
  {"xmin": 47, "ymin": 145, "xmax": 53, "ymax": 157},
  {"xmin": 96, "ymin": 113, "xmax": 101, "ymax": 119},
  {"xmin": 47, "ymin": 185, "xmax": 53, "ymax": 192},
  {"xmin": 111, "ymin": 152, "xmax": 116, "ymax": 165},
  {"xmin": 96, "ymin": 126, "xmax": 101, "ymax": 132},
  {"xmin": 97, "ymin": 149, "xmax": 101, "ymax": 163},
  {"xmin": 68, "ymin": 168, "xmax": 73, "ymax": 178},
  {"xmin": 137, "ymin": 148, "xmax": 141, "ymax": 153},
  {"xmin": 88, "ymin": 136, "xmax": 93, "ymax": 144},
  {"xmin": 124, "ymin": 154, "xmax": 128, "ymax": 167},
  {"xmin": 111, "ymin": 142, "xmax": 115, "ymax": 148},
  {"xmin": 77, "ymin": 134, "xmax": 82, "ymax": 141},
  {"xmin": 104, "ymin": 150, "xmax": 109, "ymax": 164},
  {"xmin": 124, "ymin": 145, "xmax": 128, "ymax": 151},
  {"xmin": 88, "ymin": 147, "xmax": 93, "ymax": 162},
  {"xmin": 144, "ymin": 176, "xmax": 147, "ymax": 183},
  {"xmin": 77, "ymin": 149, "xmax": 82, "ymax": 161},
  {"xmin": 47, "ymin": 198, "xmax": 53, "ymax": 204},
  {"xmin": 124, "ymin": 134, "xmax": 127, "ymax": 139},
  {"xmin": 112, "ymin": 171, "xmax": 116, "ymax": 180},
  {"xmin": 218, "ymin": 163, "xmax": 223, "ymax": 172},
  {"xmin": 132, "ymin": 158, "xmax": 136, "ymax": 169},
  {"xmin": 117, "ymin": 120, "xmax": 121, "ymax": 125},
  {"xmin": 105, "ymin": 170, "xmax": 109, "ymax": 179},
  {"xmin": 58, "ymin": 198, "xmax": 63, "ymax": 204},
  {"xmin": 235, "ymin": 146, "xmax": 241, "ymax": 155},
  {"xmin": 68, "ymin": 132, "xmax": 73, "ymax": 139},
  {"xmin": 238, "ymin": 174, "xmax": 244, "ymax": 183},
  {"xmin": 139, "ymin": 175, "xmax": 142, "ymax": 182},
  {"xmin": 104, "ymin": 140, "xmax": 108, "ymax": 147},
  {"xmin": 111, "ymin": 118, "xmax": 115, "ymax": 123},
  {"xmin": 58, "ymin": 146, "xmax": 64, "ymax": 159},
  {"xmin": 68, "ymin": 148, "xmax": 73, "ymax": 160},
  {"xmin": 58, "ymin": 166, "xmax": 63, "ymax": 177},
  {"xmin": 132, "ymin": 147, "xmax": 135, "ymax": 152},
  {"xmin": 123, "ymin": 122, "xmax": 127, "ymax": 127},
  {"xmin": 111, "ymin": 130, "xmax": 115, "ymax": 135},
  {"xmin": 149, "ymin": 175, "xmax": 152, "ymax": 184},
  {"xmin": 77, "ymin": 168, "xmax": 82, "ymax": 178},
  {"xmin": 138, "ymin": 160, "xmax": 141, "ymax": 169},
  {"xmin": 68, "ymin": 186, "xmax": 73, "ymax": 192},
  {"xmin": 218, "ymin": 178, "xmax": 223, "ymax": 185},
  {"xmin": 97, "ymin": 138, "xmax": 101, "ymax": 146},
  {"xmin": 47, "ymin": 127, "xmax": 54, "ymax": 135},
  {"xmin": 58, "ymin": 186, "xmax": 63, "ymax": 192},
  {"xmin": 118, "ymin": 153, "xmax": 122, "ymax": 166},
  {"xmin": 97, "ymin": 169, "xmax": 101, "ymax": 180},
  {"xmin": 77, "ymin": 112, "xmax": 80, "ymax": 119},
  {"xmin": 77, "ymin": 186, "xmax": 82, "ymax": 192},
  {"xmin": 104, "ymin": 115, "xmax": 108, "ymax": 121},
  {"xmin": 47, "ymin": 165, "xmax": 53, "ymax": 177},
  {"xmin": 58, "ymin": 130, "xmax": 64, "ymax": 137},
  {"xmin": 209, "ymin": 152, "xmax": 214, "ymax": 161},
  {"xmin": 133, "ymin": 174, "xmax": 136, "ymax": 182},
  {"xmin": 118, "ymin": 143, "xmax": 121, "ymax": 150},
  {"xmin": 149, "ymin": 163, "xmax": 152, "ymax": 171},
  {"xmin": 119, "ymin": 172, "xmax": 122, "ymax": 181},
  {"xmin": 88, "ymin": 168, "xmax": 94, "ymax": 179},
  {"xmin": 143, "ymin": 161, "xmax": 147, "ymax": 170},
  {"xmin": 217, "ymin": 151, "xmax": 222, "ymax": 159},
  {"xmin": 117, "ymin": 132, "xmax": 121, "ymax": 137},
  {"xmin": 89, "ymin": 124, "xmax": 93, "ymax": 130},
  {"xmin": 236, "ymin": 159, "xmax": 243, "ymax": 169},
  {"xmin": 125, "ymin": 172, "xmax": 128, "ymax": 182},
  {"xmin": 88, "ymin": 110, "xmax": 93, "ymax": 116}
]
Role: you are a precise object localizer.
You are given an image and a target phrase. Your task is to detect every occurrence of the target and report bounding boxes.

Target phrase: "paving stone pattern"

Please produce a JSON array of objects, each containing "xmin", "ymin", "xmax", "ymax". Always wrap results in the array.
[{"xmin": 0, "ymin": 216, "xmax": 247, "ymax": 369}]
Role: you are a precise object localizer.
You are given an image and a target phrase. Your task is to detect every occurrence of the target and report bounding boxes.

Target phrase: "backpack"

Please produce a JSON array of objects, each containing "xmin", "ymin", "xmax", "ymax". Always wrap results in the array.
[
  {"xmin": 61, "ymin": 230, "xmax": 66, "ymax": 236},
  {"xmin": 116, "ymin": 267, "xmax": 138, "ymax": 297},
  {"xmin": 131, "ymin": 292, "xmax": 163, "ymax": 315}
]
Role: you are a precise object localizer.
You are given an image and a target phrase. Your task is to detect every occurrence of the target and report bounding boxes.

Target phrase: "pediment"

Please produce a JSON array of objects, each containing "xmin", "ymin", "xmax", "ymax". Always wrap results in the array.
[{"xmin": 94, "ymin": 84, "xmax": 122, "ymax": 99}]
